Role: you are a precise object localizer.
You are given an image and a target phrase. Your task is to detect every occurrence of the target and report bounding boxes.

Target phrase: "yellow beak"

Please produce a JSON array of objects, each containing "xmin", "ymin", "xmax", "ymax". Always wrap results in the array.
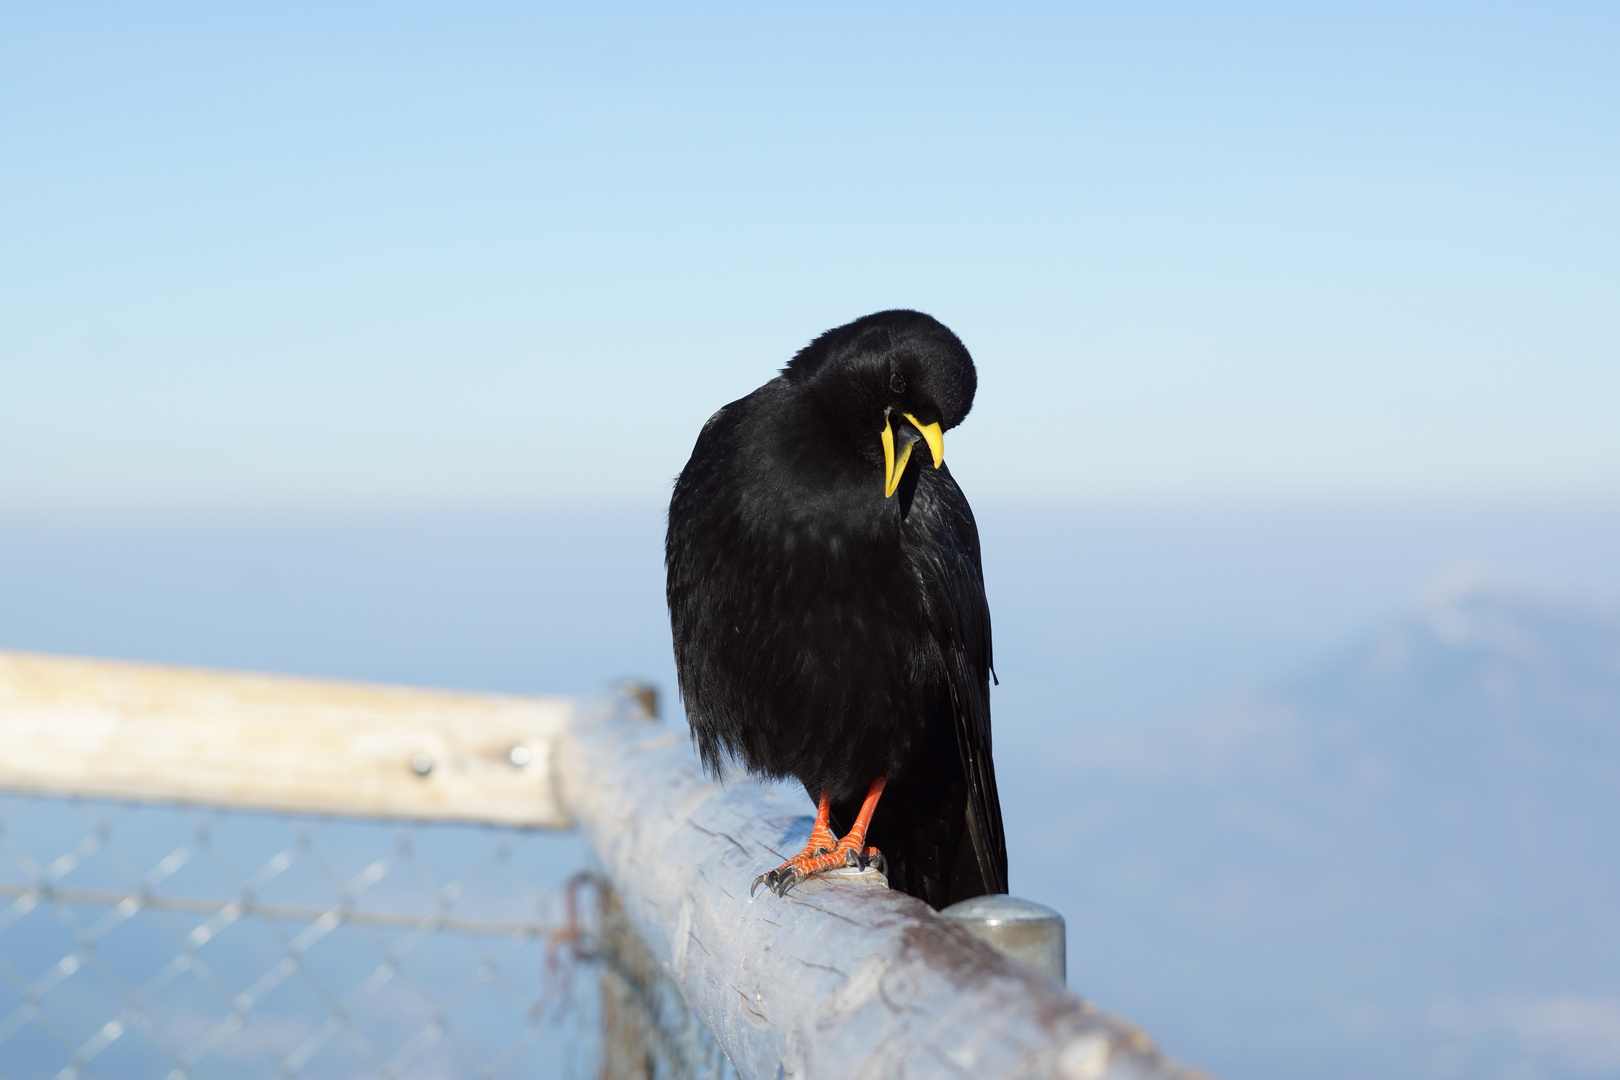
[
  {"xmin": 880, "ymin": 413, "xmax": 946, "ymax": 498},
  {"xmin": 905, "ymin": 413, "xmax": 945, "ymax": 469}
]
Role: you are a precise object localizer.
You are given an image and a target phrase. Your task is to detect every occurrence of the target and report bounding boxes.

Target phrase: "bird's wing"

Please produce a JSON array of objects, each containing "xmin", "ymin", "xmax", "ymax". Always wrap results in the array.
[{"xmin": 915, "ymin": 468, "xmax": 1008, "ymax": 895}]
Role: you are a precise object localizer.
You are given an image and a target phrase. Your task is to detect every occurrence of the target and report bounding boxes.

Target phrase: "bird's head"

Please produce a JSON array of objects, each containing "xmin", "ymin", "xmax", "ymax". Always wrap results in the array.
[{"xmin": 783, "ymin": 310, "xmax": 977, "ymax": 498}]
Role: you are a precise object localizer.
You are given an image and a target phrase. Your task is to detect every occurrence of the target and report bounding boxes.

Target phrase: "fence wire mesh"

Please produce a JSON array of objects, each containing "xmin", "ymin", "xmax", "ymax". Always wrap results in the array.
[{"xmin": 0, "ymin": 791, "xmax": 664, "ymax": 1080}]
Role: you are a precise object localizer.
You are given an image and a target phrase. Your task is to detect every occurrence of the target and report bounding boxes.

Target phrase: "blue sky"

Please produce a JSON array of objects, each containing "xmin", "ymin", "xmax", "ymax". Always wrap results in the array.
[{"xmin": 3, "ymin": 2, "xmax": 1616, "ymax": 510}]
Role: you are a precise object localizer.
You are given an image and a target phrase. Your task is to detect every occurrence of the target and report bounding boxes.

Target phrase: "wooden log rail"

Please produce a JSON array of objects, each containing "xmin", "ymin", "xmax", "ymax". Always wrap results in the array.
[
  {"xmin": 0, "ymin": 649, "xmax": 1207, "ymax": 1079},
  {"xmin": 562, "ymin": 697, "xmax": 1205, "ymax": 1080},
  {"xmin": 0, "ymin": 650, "xmax": 570, "ymax": 826}
]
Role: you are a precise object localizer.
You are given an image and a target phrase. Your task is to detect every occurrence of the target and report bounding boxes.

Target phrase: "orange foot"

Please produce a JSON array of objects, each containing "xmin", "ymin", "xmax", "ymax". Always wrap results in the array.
[{"xmin": 752, "ymin": 778, "xmax": 887, "ymax": 898}]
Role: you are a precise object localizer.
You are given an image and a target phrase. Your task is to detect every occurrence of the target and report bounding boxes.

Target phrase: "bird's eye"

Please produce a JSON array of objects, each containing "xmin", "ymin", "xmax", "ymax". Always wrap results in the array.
[{"xmin": 890, "ymin": 373, "xmax": 907, "ymax": 394}]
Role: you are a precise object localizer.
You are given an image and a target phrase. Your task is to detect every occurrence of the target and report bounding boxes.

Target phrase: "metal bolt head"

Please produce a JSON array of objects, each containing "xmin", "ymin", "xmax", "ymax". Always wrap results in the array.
[
  {"xmin": 940, "ymin": 895, "xmax": 1066, "ymax": 982},
  {"xmin": 507, "ymin": 745, "xmax": 532, "ymax": 768},
  {"xmin": 409, "ymin": 752, "xmax": 434, "ymax": 777}
]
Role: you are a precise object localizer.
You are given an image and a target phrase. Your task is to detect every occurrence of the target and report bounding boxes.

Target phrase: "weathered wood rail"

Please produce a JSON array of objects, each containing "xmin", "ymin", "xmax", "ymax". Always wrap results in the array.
[
  {"xmin": 563, "ymin": 696, "xmax": 1204, "ymax": 1080},
  {"xmin": 0, "ymin": 649, "xmax": 1206, "ymax": 1080},
  {"xmin": 0, "ymin": 650, "xmax": 570, "ymax": 826}
]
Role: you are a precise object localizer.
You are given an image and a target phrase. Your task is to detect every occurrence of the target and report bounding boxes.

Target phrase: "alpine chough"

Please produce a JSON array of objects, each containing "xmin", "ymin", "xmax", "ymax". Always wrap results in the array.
[{"xmin": 665, "ymin": 309, "xmax": 1007, "ymax": 909}]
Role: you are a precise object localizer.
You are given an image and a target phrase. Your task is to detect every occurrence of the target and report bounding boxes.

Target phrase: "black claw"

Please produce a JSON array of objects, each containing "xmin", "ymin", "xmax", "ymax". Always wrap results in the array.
[
  {"xmin": 751, "ymin": 866, "xmax": 803, "ymax": 898},
  {"xmin": 754, "ymin": 848, "xmax": 889, "ymax": 899}
]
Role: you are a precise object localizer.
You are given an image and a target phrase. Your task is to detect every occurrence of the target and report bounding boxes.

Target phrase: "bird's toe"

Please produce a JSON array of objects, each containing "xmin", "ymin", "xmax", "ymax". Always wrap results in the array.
[
  {"xmin": 751, "ymin": 865, "xmax": 802, "ymax": 898},
  {"xmin": 855, "ymin": 846, "xmax": 886, "ymax": 875}
]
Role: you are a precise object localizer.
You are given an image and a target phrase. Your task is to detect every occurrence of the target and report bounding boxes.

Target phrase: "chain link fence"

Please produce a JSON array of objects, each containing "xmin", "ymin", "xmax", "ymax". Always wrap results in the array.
[{"xmin": 0, "ymin": 791, "xmax": 714, "ymax": 1080}]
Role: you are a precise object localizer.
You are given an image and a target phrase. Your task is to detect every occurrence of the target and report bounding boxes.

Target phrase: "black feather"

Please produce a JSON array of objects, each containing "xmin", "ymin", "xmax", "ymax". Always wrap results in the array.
[{"xmin": 665, "ymin": 310, "xmax": 1007, "ymax": 908}]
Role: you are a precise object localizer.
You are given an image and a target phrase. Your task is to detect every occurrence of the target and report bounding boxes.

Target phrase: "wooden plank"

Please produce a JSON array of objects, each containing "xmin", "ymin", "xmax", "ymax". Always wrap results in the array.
[
  {"xmin": 0, "ymin": 650, "xmax": 570, "ymax": 827},
  {"xmin": 558, "ymin": 698, "xmax": 1211, "ymax": 1080}
]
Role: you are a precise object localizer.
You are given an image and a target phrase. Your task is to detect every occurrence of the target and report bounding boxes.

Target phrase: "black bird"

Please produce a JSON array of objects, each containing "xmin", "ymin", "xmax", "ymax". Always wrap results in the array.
[{"xmin": 665, "ymin": 310, "xmax": 1007, "ymax": 909}]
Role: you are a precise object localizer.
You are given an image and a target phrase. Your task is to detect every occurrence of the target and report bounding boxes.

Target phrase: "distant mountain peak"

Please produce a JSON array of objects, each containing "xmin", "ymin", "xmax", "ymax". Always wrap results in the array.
[
  {"xmin": 1413, "ymin": 564, "xmax": 1616, "ymax": 655},
  {"xmin": 1270, "ymin": 569, "xmax": 1620, "ymax": 782},
  {"xmin": 1070, "ymin": 569, "xmax": 1620, "ymax": 781},
  {"xmin": 1312, "ymin": 567, "xmax": 1617, "ymax": 696}
]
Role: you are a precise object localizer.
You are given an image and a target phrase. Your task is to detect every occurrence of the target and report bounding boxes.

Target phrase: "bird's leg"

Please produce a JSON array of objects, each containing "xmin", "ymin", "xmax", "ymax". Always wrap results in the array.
[
  {"xmin": 751, "ymin": 791, "xmax": 836, "ymax": 897},
  {"xmin": 752, "ymin": 778, "xmax": 887, "ymax": 897},
  {"xmin": 804, "ymin": 790, "xmax": 839, "ymax": 856}
]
